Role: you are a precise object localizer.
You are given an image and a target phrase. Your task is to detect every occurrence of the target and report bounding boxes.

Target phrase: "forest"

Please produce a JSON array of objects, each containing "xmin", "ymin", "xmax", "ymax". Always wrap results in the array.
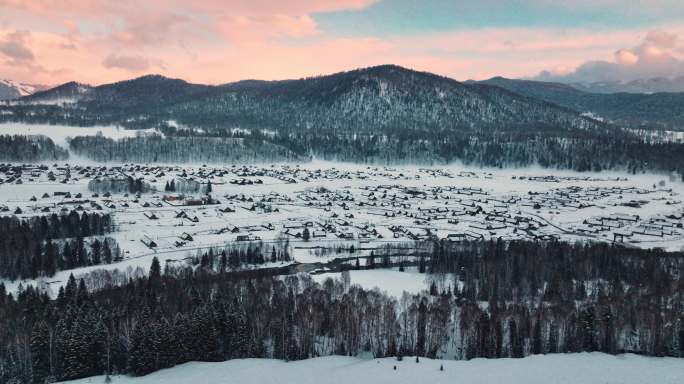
[
  {"xmin": 62, "ymin": 128, "xmax": 684, "ymax": 177},
  {"xmin": 0, "ymin": 212, "xmax": 117, "ymax": 280},
  {"xmin": 0, "ymin": 239, "xmax": 681, "ymax": 383},
  {"xmin": 0, "ymin": 135, "xmax": 68, "ymax": 162},
  {"xmin": 68, "ymin": 135, "xmax": 306, "ymax": 164},
  {"xmin": 271, "ymin": 128, "xmax": 684, "ymax": 175},
  {"xmin": 88, "ymin": 176, "xmax": 155, "ymax": 194},
  {"xmin": 4, "ymin": 128, "xmax": 684, "ymax": 178},
  {"xmin": 0, "ymin": 122, "xmax": 654, "ymax": 176}
]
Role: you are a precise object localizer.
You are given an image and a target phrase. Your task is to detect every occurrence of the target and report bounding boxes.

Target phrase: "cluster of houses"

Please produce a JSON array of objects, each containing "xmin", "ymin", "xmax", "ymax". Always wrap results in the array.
[
  {"xmin": 1, "ymin": 162, "xmax": 683, "ymax": 254},
  {"xmin": 579, "ymin": 212, "xmax": 683, "ymax": 241}
]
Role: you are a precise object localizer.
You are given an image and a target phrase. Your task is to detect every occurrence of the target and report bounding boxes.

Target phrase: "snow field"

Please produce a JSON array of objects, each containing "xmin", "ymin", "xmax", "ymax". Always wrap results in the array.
[{"xmin": 58, "ymin": 353, "xmax": 684, "ymax": 384}]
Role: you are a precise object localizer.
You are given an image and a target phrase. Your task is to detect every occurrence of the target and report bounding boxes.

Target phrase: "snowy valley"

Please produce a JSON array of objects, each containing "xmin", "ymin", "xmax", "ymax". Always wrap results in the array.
[{"xmin": 1, "ymin": 64, "xmax": 684, "ymax": 384}]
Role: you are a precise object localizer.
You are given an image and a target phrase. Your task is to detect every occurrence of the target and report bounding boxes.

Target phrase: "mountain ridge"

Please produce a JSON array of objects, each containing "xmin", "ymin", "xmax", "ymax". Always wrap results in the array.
[
  {"xmin": 0, "ymin": 79, "xmax": 50, "ymax": 101},
  {"xmin": 475, "ymin": 76, "xmax": 684, "ymax": 130},
  {"xmin": 6, "ymin": 64, "xmax": 604, "ymax": 134},
  {"xmin": 568, "ymin": 76, "xmax": 684, "ymax": 94},
  {"xmin": 2, "ymin": 65, "xmax": 684, "ymax": 173}
]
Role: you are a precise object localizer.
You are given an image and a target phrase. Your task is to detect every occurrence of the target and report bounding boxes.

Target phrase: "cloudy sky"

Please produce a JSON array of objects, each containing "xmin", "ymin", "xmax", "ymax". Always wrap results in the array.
[{"xmin": 1, "ymin": 0, "xmax": 683, "ymax": 85}]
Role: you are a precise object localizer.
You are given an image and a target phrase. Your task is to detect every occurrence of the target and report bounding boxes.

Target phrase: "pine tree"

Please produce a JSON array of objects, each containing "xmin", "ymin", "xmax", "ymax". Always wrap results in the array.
[
  {"xmin": 103, "ymin": 238, "xmax": 113, "ymax": 264},
  {"xmin": 76, "ymin": 279, "xmax": 89, "ymax": 307},
  {"xmin": 64, "ymin": 274, "xmax": 77, "ymax": 303},
  {"xmin": 75, "ymin": 237, "xmax": 87, "ymax": 267},
  {"xmin": 91, "ymin": 239, "xmax": 102, "ymax": 265},
  {"xmin": 91, "ymin": 320, "xmax": 109, "ymax": 376},
  {"xmin": 63, "ymin": 242, "xmax": 74, "ymax": 270},
  {"xmin": 128, "ymin": 323, "xmax": 155, "ymax": 376},
  {"xmin": 53, "ymin": 317, "xmax": 69, "ymax": 378},
  {"xmin": 63, "ymin": 316, "xmax": 92, "ymax": 380},
  {"xmin": 44, "ymin": 239, "xmax": 57, "ymax": 276},
  {"xmin": 30, "ymin": 241, "xmax": 43, "ymax": 279},
  {"xmin": 368, "ymin": 251, "xmax": 376, "ymax": 269},
  {"xmin": 30, "ymin": 320, "xmax": 53, "ymax": 384},
  {"xmin": 157, "ymin": 319, "xmax": 180, "ymax": 368},
  {"xmin": 148, "ymin": 257, "xmax": 162, "ymax": 291}
]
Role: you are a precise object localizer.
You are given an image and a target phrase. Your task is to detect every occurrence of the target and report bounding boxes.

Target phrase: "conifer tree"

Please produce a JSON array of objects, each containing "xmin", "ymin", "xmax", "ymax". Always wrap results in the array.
[
  {"xmin": 148, "ymin": 257, "xmax": 162, "ymax": 291},
  {"xmin": 30, "ymin": 321, "xmax": 52, "ymax": 384}
]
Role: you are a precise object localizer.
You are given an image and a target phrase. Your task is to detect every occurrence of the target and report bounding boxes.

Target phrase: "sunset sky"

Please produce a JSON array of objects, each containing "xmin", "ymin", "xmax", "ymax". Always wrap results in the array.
[{"xmin": 1, "ymin": 0, "xmax": 684, "ymax": 85}]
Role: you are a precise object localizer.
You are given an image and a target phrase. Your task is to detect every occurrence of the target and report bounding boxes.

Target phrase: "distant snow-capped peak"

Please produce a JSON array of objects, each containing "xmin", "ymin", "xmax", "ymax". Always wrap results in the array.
[{"xmin": 0, "ymin": 79, "xmax": 49, "ymax": 100}]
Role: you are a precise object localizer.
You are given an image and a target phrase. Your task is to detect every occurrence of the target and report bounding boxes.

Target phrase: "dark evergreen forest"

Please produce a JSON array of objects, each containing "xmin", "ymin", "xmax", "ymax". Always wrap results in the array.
[
  {"xmin": 0, "ymin": 240, "xmax": 681, "ymax": 384},
  {"xmin": 0, "ymin": 212, "xmax": 116, "ymax": 280},
  {"xmin": 0, "ymin": 135, "xmax": 68, "ymax": 162}
]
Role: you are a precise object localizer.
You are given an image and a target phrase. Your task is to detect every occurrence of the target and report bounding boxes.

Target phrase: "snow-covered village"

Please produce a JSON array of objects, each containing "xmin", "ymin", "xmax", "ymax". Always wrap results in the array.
[{"xmin": 1, "ymin": 159, "xmax": 684, "ymax": 295}]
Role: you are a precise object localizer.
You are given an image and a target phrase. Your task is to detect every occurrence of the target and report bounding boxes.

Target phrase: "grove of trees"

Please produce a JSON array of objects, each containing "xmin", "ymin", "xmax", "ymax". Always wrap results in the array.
[
  {"xmin": 0, "ymin": 135, "xmax": 68, "ymax": 162},
  {"xmin": 0, "ymin": 212, "xmax": 117, "ymax": 279},
  {"xmin": 0, "ymin": 239, "xmax": 681, "ymax": 383}
]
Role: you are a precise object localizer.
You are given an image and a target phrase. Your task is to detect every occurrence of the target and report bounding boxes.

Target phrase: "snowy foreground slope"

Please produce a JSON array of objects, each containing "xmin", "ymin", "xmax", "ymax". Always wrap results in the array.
[{"xmin": 59, "ymin": 353, "xmax": 684, "ymax": 384}]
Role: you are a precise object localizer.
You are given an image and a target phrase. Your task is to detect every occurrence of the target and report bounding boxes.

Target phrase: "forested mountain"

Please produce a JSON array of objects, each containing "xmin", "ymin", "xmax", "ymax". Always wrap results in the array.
[
  {"xmin": 0, "ymin": 80, "xmax": 48, "ymax": 101},
  {"xmin": 13, "ymin": 81, "xmax": 92, "ymax": 105},
  {"xmin": 570, "ymin": 76, "xmax": 684, "ymax": 94},
  {"xmin": 3, "ymin": 65, "xmax": 602, "ymax": 134},
  {"xmin": 3, "ymin": 65, "xmax": 684, "ymax": 171},
  {"xmin": 476, "ymin": 77, "xmax": 684, "ymax": 130}
]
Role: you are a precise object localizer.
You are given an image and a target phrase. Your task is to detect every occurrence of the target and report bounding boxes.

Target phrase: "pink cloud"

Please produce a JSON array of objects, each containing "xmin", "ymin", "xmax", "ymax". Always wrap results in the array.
[
  {"xmin": 215, "ymin": 14, "xmax": 319, "ymax": 46},
  {"xmin": 615, "ymin": 49, "xmax": 638, "ymax": 65},
  {"xmin": 537, "ymin": 28, "xmax": 684, "ymax": 83},
  {"xmin": 1, "ymin": 1, "xmax": 683, "ymax": 86}
]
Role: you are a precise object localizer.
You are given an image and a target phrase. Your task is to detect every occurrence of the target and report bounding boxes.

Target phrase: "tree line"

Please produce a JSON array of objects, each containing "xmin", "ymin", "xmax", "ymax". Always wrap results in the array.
[
  {"xmin": 69, "ymin": 135, "xmax": 306, "ymax": 164},
  {"xmin": 0, "ymin": 212, "xmax": 116, "ymax": 279},
  {"xmin": 428, "ymin": 239, "xmax": 684, "ymax": 358},
  {"xmin": 275, "ymin": 128, "xmax": 684, "ymax": 176},
  {"xmin": 0, "ymin": 135, "xmax": 68, "ymax": 162},
  {"xmin": 186, "ymin": 241, "xmax": 292, "ymax": 271},
  {"xmin": 88, "ymin": 176, "xmax": 154, "ymax": 194},
  {"xmin": 57, "ymin": 128, "xmax": 684, "ymax": 179},
  {"xmin": 0, "ymin": 239, "xmax": 681, "ymax": 383}
]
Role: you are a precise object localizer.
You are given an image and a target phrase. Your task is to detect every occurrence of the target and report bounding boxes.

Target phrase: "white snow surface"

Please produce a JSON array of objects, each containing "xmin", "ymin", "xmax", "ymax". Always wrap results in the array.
[
  {"xmin": 0, "ymin": 79, "xmax": 39, "ymax": 96},
  {"xmin": 312, "ymin": 268, "xmax": 432, "ymax": 297},
  {"xmin": 58, "ymin": 353, "xmax": 684, "ymax": 384},
  {"xmin": 2, "ymin": 159, "xmax": 684, "ymax": 296},
  {"xmin": 0, "ymin": 123, "xmax": 159, "ymax": 149}
]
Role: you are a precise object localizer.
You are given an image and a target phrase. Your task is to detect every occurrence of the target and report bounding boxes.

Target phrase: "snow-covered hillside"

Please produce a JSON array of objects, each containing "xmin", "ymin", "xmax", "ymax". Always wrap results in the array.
[
  {"xmin": 0, "ymin": 79, "xmax": 47, "ymax": 100},
  {"xmin": 58, "ymin": 353, "xmax": 684, "ymax": 384}
]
